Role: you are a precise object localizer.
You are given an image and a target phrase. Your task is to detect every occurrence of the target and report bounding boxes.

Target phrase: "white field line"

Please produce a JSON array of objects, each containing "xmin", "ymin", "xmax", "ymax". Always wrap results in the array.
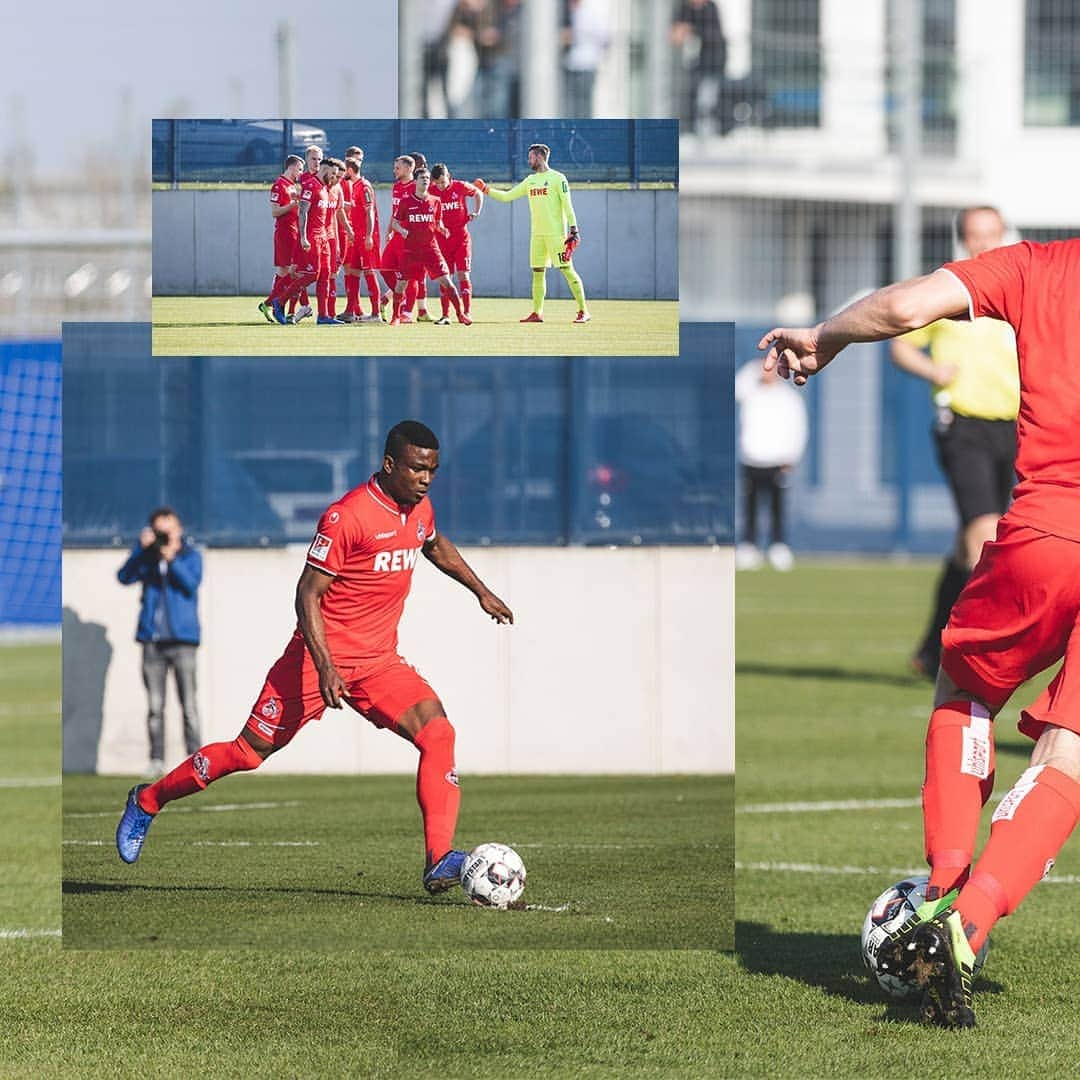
[
  {"xmin": 0, "ymin": 777, "xmax": 61, "ymax": 788},
  {"xmin": 736, "ymin": 860, "xmax": 1080, "ymax": 886},
  {"xmin": 0, "ymin": 929, "xmax": 61, "ymax": 940},
  {"xmin": 63, "ymin": 839, "xmax": 319, "ymax": 848},
  {"xmin": 738, "ymin": 798, "xmax": 921, "ymax": 814},
  {"xmin": 525, "ymin": 903, "xmax": 571, "ymax": 913},
  {"xmin": 64, "ymin": 800, "xmax": 302, "ymax": 819}
]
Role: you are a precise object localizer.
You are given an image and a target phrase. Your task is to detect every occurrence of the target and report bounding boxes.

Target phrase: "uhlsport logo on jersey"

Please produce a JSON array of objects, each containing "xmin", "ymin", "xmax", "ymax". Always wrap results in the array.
[{"xmin": 309, "ymin": 533, "xmax": 333, "ymax": 561}]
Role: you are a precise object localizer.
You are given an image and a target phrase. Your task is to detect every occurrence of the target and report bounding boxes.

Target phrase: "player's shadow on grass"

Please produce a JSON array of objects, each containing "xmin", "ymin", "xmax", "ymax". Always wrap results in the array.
[
  {"xmin": 736, "ymin": 919, "xmax": 1004, "ymax": 1021},
  {"xmin": 737, "ymin": 661, "xmax": 922, "ymax": 689},
  {"xmin": 62, "ymin": 879, "xmax": 447, "ymax": 907}
]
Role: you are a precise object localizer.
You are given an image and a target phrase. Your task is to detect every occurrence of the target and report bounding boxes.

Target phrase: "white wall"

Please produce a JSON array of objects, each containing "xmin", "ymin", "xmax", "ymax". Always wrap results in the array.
[{"xmin": 64, "ymin": 546, "xmax": 733, "ymax": 776}]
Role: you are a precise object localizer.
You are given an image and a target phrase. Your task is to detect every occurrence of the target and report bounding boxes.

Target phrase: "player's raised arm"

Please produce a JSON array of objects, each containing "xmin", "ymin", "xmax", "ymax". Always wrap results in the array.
[
  {"xmin": 294, "ymin": 563, "xmax": 347, "ymax": 707},
  {"xmin": 422, "ymin": 533, "xmax": 513, "ymax": 624},
  {"xmin": 480, "ymin": 176, "xmax": 531, "ymax": 203},
  {"xmin": 468, "ymin": 184, "xmax": 483, "ymax": 218},
  {"xmin": 758, "ymin": 270, "xmax": 971, "ymax": 385}
]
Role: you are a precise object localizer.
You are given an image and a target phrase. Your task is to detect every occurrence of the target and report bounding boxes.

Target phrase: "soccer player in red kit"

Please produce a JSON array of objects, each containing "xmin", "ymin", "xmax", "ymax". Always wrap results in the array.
[
  {"xmin": 117, "ymin": 420, "xmax": 514, "ymax": 893},
  {"xmin": 343, "ymin": 152, "xmax": 385, "ymax": 323},
  {"xmin": 388, "ymin": 167, "xmax": 469, "ymax": 326},
  {"xmin": 288, "ymin": 145, "xmax": 324, "ymax": 323},
  {"xmin": 323, "ymin": 158, "xmax": 353, "ymax": 323},
  {"xmin": 381, "ymin": 155, "xmax": 415, "ymax": 319},
  {"xmin": 260, "ymin": 154, "xmax": 303, "ymax": 326},
  {"xmin": 759, "ymin": 238, "xmax": 1080, "ymax": 1028},
  {"xmin": 430, "ymin": 163, "xmax": 482, "ymax": 323},
  {"xmin": 403, "ymin": 151, "xmax": 433, "ymax": 321}
]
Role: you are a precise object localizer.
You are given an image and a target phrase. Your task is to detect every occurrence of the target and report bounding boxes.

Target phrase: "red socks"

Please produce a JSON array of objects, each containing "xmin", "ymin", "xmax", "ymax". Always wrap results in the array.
[
  {"xmin": 440, "ymin": 287, "xmax": 451, "ymax": 319},
  {"xmin": 138, "ymin": 736, "xmax": 263, "ymax": 814},
  {"xmin": 344, "ymin": 275, "xmax": 359, "ymax": 316},
  {"xmin": 413, "ymin": 716, "xmax": 460, "ymax": 865},
  {"xmin": 364, "ymin": 273, "xmax": 381, "ymax": 315},
  {"xmin": 923, "ymin": 700, "xmax": 996, "ymax": 898},
  {"xmin": 316, "ymin": 278, "xmax": 329, "ymax": 319},
  {"xmin": 460, "ymin": 281, "xmax": 471, "ymax": 315},
  {"xmin": 956, "ymin": 764, "xmax": 1080, "ymax": 951}
]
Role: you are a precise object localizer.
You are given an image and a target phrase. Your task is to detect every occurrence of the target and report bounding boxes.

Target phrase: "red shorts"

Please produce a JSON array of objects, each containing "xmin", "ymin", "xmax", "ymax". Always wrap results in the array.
[
  {"xmin": 402, "ymin": 247, "xmax": 449, "ymax": 283},
  {"xmin": 439, "ymin": 232, "xmax": 471, "ymax": 274},
  {"xmin": 294, "ymin": 235, "xmax": 330, "ymax": 279},
  {"xmin": 941, "ymin": 518, "xmax": 1080, "ymax": 733},
  {"xmin": 245, "ymin": 636, "xmax": 439, "ymax": 749},
  {"xmin": 382, "ymin": 235, "xmax": 403, "ymax": 272},
  {"xmin": 347, "ymin": 235, "xmax": 380, "ymax": 272},
  {"xmin": 274, "ymin": 230, "xmax": 298, "ymax": 268}
]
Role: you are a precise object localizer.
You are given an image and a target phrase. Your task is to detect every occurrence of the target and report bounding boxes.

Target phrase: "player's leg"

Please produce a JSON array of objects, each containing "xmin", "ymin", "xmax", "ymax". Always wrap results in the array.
[
  {"xmin": 434, "ymin": 267, "xmax": 467, "ymax": 324},
  {"xmin": 559, "ymin": 259, "xmax": 589, "ymax": 322},
  {"xmin": 170, "ymin": 642, "xmax": 203, "ymax": 756},
  {"xmin": 117, "ymin": 641, "xmax": 318, "ymax": 863},
  {"xmin": 350, "ymin": 662, "xmax": 464, "ymax": 889},
  {"xmin": 343, "ymin": 267, "xmax": 360, "ymax": 319},
  {"xmin": 457, "ymin": 270, "xmax": 472, "ymax": 317},
  {"xmin": 142, "ymin": 642, "xmax": 167, "ymax": 773},
  {"xmin": 390, "ymin": 274, "xmax": 409, "ymax": 324}
]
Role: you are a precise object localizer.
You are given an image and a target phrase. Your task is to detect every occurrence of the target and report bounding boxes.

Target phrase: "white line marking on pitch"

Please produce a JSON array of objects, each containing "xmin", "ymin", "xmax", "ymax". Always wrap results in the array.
[
  {"xmin": 63, "ymin": 839, "xmax": 319, "ymax": 847},
  {"xmin": 525, "ymin": 903, "xmax": 571, "ymax": 913},
  {"xmin": 64, "ymin": 800, "xmax": 301, "ymax": 819},
  {"xmin": 0, "ymin": 777, "xmax": 61, "ymax": 788},
  {"xmin": 0, "ymin": 929, "xmax": 61, "ymax": 940},
  {"xmin": 736, "ymin": 861, "xmax": 1080, "ymax": 885},
  {"xmin": 739, "ymin": 798, "xmax": 921, "ymax": 814}
]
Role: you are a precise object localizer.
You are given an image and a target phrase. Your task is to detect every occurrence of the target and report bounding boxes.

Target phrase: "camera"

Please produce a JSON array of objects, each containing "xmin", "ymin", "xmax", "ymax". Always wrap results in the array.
[{"xmin": 151, "ymin": 528, "xmax": 170, "ymax": 548}]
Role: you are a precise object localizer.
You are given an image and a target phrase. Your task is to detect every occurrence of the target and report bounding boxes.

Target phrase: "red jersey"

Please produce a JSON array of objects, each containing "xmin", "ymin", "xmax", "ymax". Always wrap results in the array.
[
  {"xmin": 302, "ymin": 476, "xmax": 436, "ymax": 662},
  {"xmin": 388, "ymin": 179, "xmax": 416, "ymax": 239},
  {"xmin": 395, "ymin": 192, "xmax": 443, "ymax": 254},
  {"xmin": 943, "ymin": 238, "xmax": 1080, "ymax": 541},
  {"xmin": 300, "ymin": 171, "xmax": 330, "ymax": 240},
  {"xmin": 270, "ymin": 175, "xmax": 299, "ymax": 238},
  {"xmin": 351, "ymin": 175, "xmax": 379, "ymax": 243},
  {"xmin": 433, "ymin": 180, "xmax": 478, "ymax": 235}
]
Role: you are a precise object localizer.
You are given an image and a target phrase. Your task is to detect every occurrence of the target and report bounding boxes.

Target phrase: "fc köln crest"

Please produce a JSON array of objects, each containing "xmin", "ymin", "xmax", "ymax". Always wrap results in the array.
[{"xmin": 416, "ymin": 521, "xmax": 426, "ymax": 543}]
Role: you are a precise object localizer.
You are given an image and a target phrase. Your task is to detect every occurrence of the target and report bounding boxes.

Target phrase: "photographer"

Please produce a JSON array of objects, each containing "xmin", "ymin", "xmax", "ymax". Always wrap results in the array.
[{"xmin": 117, "ymin": 507, "xmax": 203, "ymax": 776}]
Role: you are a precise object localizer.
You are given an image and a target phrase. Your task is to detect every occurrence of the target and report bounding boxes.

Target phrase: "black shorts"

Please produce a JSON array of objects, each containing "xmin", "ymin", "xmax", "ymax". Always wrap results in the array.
[{"xmin": 933, "ymin": 412, "xmax": 1016, "ymax": 525}]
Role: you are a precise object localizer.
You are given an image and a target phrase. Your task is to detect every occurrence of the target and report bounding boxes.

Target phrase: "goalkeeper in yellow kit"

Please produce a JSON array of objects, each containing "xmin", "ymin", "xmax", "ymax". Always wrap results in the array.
[{"xmin": 475, "ymin": 143, "xmax": 590, "ymax": 324}]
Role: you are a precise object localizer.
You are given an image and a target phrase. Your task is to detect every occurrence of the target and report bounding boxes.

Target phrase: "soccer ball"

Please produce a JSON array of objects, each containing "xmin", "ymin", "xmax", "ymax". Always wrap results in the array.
[
  {"xmin": 460, "ymin": 843, "xmax": 526, "ymax": 909},
  {"xmin": 861, "ymin": 874, "xmax": 989, "ymax": 1000}
]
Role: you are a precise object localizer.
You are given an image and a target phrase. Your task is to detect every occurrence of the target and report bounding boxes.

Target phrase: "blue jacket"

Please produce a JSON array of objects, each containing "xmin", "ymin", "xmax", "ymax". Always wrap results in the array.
[{"xmin": 117, "ymin": 539, "xmax": 202, "ymax": 645}]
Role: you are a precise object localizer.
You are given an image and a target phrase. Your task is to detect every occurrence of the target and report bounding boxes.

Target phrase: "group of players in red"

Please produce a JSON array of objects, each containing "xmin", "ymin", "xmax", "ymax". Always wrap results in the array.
[{"xmin": 259, "ymin": 145, "xmax": 482, "ymax": 327}]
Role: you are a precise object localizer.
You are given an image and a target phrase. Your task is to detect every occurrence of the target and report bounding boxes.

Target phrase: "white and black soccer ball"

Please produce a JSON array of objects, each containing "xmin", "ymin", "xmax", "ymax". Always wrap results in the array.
[
  {"xmin": 460, "ymin": 843, "xmax": 526, "ymax": 909},
  {"xmin": 861, "ymin": 874, "xmax": 989, "ymax": 1000}
]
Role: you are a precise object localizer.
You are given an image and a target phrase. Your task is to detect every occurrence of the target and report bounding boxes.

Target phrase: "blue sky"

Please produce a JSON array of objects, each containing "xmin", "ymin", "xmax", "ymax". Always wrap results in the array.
[{"xmin": 2, "ymin": 1, "xmax": 398, "ymax": 174}]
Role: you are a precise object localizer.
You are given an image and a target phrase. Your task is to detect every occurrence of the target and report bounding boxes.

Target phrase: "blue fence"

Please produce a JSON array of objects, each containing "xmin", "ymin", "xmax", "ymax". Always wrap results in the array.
[
  {"xmin": 734, "ymin": 324, "xmax": 960, "ymax": 554},
  {"xmin": 0, "ymin": 341, "xmax": 61, "ymax": 625},
  {"xmin": 63, "ymin": 322, "xmax": 732, "ymax": 549},
  {"xmin": 151, "ymin": 119, "xmax": 678, "ymax": 187}
]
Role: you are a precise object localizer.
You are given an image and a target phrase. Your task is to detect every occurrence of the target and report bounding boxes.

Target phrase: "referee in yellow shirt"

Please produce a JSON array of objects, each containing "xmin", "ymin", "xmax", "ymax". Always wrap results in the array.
[{"xmin": 890, "ymin": 205, "xmax": 1020, "ymax": 679}]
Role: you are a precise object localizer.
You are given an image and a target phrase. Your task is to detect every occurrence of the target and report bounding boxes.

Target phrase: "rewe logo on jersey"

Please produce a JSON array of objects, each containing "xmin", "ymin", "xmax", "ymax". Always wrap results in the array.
[
  {"xmin": 408, "ymin": 212, "xmax": 435, "ymax": 224},
  {"xmin": 530, "ymin": 186, "xmax": 548, "ymax": 197},
  {"xmin": 373, "ymin": 547, "xmax": 421, "ymax": 572}
]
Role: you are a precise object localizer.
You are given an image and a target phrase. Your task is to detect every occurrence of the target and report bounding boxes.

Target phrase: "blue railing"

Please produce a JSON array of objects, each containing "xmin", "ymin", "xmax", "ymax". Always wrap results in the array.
[
  {"xmin": 0, "ymin": 341, "xmax": 61, "ymax": 625},
  {"xmin": 151, "ymin": 119, "xmax": 678, "ymax": 186},
  {"xmin": 63, "ymin": 323, "xmax": 730, "ymax": 549}
]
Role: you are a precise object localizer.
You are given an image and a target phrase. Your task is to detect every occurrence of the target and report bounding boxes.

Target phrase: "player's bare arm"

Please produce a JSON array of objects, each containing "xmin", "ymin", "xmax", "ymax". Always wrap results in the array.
[
  {"xmin": 337, "ymin": 203, "xmax": 354, "ymax": 244},
  {"xmin": 391, "ymin": 218, "xmax": 408, "ymax": 240},
  {"xmin": 294, "ymin": 563, "xmax": 347, "ymax": 708},
  {"xmin": 758, "ymin": 270, "xmax": 971, "ymax": 385},
  {"xmin": 298, "ymin": 200, "xmax": 311, "ymax": 250},
  {"xmin": 422, "ymin": 533, "xmax": 513, "ymax": 624},
  {"xmin": 469, "ymin": 188, "xmax": 484, "ymax": 219}
]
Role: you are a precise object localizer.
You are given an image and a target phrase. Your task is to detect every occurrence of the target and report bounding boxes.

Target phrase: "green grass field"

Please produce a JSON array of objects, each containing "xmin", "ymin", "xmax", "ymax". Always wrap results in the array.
[
  {"xmin": 63, "ymin": 774, "xmax": 729, "ymax": 951},
  {"xmin": 734, "ymin": 562, "xmax": 1072, "ymax": 1075},
  {"xmin": 3, "ymin": 640, "xmax": 733, "ymax": 1076},
  {"xmin": 151, "ymin": 297, "xmax": 679, "ymax": 357}
]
